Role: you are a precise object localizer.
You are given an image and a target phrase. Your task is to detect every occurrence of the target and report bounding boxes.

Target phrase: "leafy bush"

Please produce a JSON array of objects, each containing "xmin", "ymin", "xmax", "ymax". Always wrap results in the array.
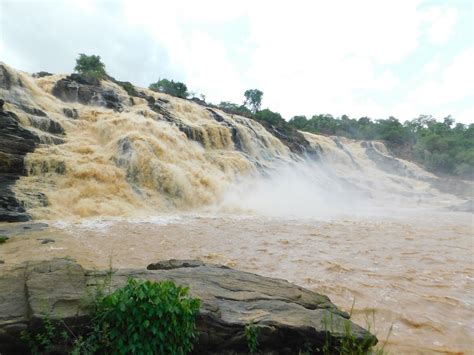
[
  {"xmin": 116, "ymin": 81, "xmax": 139, "ymax": 97},
  {"xmin": 0, "ymin": 235, "xmax": 8, "ymax": 244},
  {"xmin": 20, "ymin": 317, "xmax": 76, "ymax": 354},
  {"xmin": 92, "ymin": 278, "xmax": 200, "ymax": 354},
  {"xmin": 255, "ymin": 108, "xmax": 285, "ymax": 125},
  {"xmin": 74, "ymin": 53, "xmax": 107, "ymax": 80},
  {"xmin": 149, "ymin": 79, "xmax": 189, "ymax": 99},
  {"xmin": 244, "ymin": 322, "xmax": 260, "ymax": 353}
]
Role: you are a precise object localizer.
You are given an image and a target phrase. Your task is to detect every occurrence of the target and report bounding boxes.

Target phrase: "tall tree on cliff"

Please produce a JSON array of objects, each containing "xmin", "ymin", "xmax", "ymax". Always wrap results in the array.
[
  {"xmin": 74, "ymin": 53, "xmax": 107, "ymax": 80},
  {"xmin": 244, "ymin": 89, "xmax": 263, "ymax": 114}
]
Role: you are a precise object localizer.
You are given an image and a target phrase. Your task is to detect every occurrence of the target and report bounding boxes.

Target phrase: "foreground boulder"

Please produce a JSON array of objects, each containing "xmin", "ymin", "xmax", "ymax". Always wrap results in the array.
[{"xmin": 0, "ymin": 258, "xmax": 376, "ymax": 354}]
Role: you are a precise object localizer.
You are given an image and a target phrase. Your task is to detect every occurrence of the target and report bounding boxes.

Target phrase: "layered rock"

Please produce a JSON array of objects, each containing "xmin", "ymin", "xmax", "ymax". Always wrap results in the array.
[
  {"xmin": 0, "ymin": 106, "xmax": 40, "ymax": 222},
  {"xmin": 0, "ymin": 258, "xmax": 376, "ymax": 354},
  {"xmin": 52, "ymin": 74, "xmax": 123, "ymax": 111}
]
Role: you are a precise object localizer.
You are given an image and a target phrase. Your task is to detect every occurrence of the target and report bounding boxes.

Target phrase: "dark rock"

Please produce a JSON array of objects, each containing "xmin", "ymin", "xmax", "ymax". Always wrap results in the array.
[
  {"xmin": 259, "ymin": 120, "xmax": 319, "ymax": 158},
  {"xmin": 27, "ymin": 116, "xmax": 64, "ymax": 135},
  {"xmin": 147, "ymin": 259, "xmax": 205, "ymax": 270},
  {"xmin": 148, "ymin": 99, "xmax": 173, "ymax": 119},
  {"xmin": 0, "ymin": 259, "xmax": 376, "ymax": 354},
  {"xmin": 0, "ymin": 260, "xmax": 4, "ymax": 264},
  {"xmin": 145, "ymin": 95, "xmax": 155, "ymax": 104},
  {"xmin": 0, "ymin": 109, "xmax": 40, "ymax": 222},
  {"xmin": 0, "ymin": 99, "xmax": 4, "ymax": 110},
  {"xmin": 32, "ymin": 71, "xmax": 53, "ymax": 78},
  {"xmin": 191, "ymin": 97, "xmax": 207, "ymax": 106},
  {"xmin": 68, "ymin": 73, "xmax": 100, "ymax": 86},
  {"xmin": 37, "ymin": 238, "xmax": 55, "ymax": 244},
  {"xmin": 0, "ymin": 222, "xmax": 48, "ymax": 237},
  {"xmin": 52, "ymin": 74, "xmax": 123, "ymax": 111},
  {"xmin": 18, "ymin": 104, "xmax": 47, "ymax": 117},
  {"xmin": 62, "ymin": 108, "xmax": 78, "ymax": 119},
  {"xmin": 0, "ymin": 64, "xmax": 12, "ymax": 90},
  {"xmin": 207, "ymin": 108, "xmax": 225, "ymax": 122}
]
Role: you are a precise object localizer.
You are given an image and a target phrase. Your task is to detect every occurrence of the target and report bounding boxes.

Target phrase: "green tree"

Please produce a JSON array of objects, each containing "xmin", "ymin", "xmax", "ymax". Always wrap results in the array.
[
  {"xmin": 244, "ymin": 89, "xmax": 263, "ymax": 114},
  {"xmin": 74, "ymin": 53, "xmax": 107, "ymax": 79},
  {"xmin": 289, "ymin": 115, "xmax": 308, "ymax": 130},
  {"xmin": 149, "ymin": 79, "xmax": 189, "ymax": 99},
  {"xmin": 255, "ymin": 108, "xmax": 284, "ymax": 125}
]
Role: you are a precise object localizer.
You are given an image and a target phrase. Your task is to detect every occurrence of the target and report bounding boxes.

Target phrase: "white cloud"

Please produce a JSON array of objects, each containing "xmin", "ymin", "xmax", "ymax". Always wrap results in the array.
[
  {"xmin": 423, "ymin": 55, "xmax": 441, "ymax": 75},
  {"xmin": 1, "ymin": 0, "xmax": 471, "ymax": 123},
  {"xmin": 394, "ymin": 47, "xmax": 474, "ymax": 123},
  {"xmin": 408, "ymin": 47, "xmax": 474, "ymax": 105},
  {"xmin": 422, "ymin": 6, "xmax": 458, "ymax": 45}
]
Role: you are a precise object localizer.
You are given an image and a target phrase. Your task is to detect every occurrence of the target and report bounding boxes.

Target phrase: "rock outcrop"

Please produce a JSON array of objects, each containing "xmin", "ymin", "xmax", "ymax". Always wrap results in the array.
[
  {"xmin": 0, "ymin": 106, "xmax": 40, "ymax": 222},
  {"xmin": 0, "ymin": 258, "xmax": 376, "ymax": 354},
  {"xmin": 52, "ymin": 74, "xmax": 123, "ymax": 111}
]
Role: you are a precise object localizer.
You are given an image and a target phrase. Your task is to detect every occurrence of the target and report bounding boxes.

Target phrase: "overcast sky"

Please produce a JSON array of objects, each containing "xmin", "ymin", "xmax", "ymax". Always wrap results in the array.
[{"xmin": 1, "ymin": 0, "xmax": 473, "ymax": 123}]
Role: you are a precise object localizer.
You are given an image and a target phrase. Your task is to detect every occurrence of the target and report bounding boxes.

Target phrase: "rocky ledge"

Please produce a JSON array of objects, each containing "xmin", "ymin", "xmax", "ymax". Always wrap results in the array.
[
  {"xmin": 0, "ymin": 258, "xmax": 376, "ymax": 354},
  {"xmin": 0, "ymin": 102, "xmax": 40, "ymax": 222}
]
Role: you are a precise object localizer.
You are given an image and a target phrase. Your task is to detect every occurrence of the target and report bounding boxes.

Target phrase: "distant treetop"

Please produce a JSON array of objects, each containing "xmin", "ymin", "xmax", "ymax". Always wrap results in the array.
[
  {"xmin": 244, "ymin": 89, "xmax": 263, "ymax": 114},
  {"xmin": 74, "ymin": 53, "xmax": 107, "ymax": 80},
  {"xmin": 149, "ymin": 78, "xmax": 189, "ymax": 99}
]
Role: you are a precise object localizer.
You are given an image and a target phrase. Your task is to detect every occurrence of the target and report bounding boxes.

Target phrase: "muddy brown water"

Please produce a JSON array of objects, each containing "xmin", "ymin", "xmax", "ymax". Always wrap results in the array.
[{"xmin": 1, "ymin": 211, "xmax": 472, "ymax": 354}]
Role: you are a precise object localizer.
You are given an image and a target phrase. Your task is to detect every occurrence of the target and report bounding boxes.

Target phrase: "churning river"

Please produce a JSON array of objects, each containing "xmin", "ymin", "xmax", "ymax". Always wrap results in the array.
[{"xmin": 2, "ymin": 209, "xmax": 472, "ymax": 354}]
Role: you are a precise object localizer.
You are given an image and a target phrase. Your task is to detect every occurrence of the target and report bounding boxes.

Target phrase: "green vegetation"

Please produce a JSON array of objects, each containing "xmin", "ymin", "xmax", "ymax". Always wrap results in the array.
[
  {"xmin": 315, "ymin": 302, "xmax": 391, "ymax": 355},
  {"xmin": 288, "ymin": 114, "xmax": 474, "ymax": 178},
  {"xmin": 0, "ymin": 235, "xmax": 8, "ymax": 244},
  {"xmin": 244, "ymin": 89, "xmax": 263, "ymax": 114},
  {"xmin": 218, "ymin": 101, "xmax": 253, "ymax": 118},
  {"xmin": 116, "ymin": 80, "xmax": 139, "ymax": 97},
  {"xmin": 244, "ymin": 322, "xmax": 260, "ymax": 353},
  {"xmin": 149, "ymin": 79, "xmax": 189, "ymax": 99},
  {"xmin": 91, "ymin": 278, "xmax": 200, "ymax": 354},
  {"xmin": 22, "ymin": 278, "xmax": 201, "ymax": 355},
  {"xmin": 74, "ymin": 54, "xmax": 107, "ymax": 80}
]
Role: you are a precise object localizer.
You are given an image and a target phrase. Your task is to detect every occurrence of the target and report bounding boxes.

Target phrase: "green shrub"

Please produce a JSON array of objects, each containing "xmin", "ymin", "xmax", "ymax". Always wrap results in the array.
[
  {"xmin": 20, "ymin": 317, "xmax": 72, "ymax": 354},
  {"xmin": 149, "ymin": 79, "xmax": 189, "ymax": 99},
  {"xmin": 92, "ymin": 278, "xmax": 200, "ymax": 354},
  {"xmin": 244, "ymin": 322, "xmax": 260, "ymax": 353},
  {"xmin": 0, "ymin": 235, "xmax": 8, "ymax": 244},
  {"xmin": 74, "ymin": 53, "xmax": 107, "ymax": 80}
]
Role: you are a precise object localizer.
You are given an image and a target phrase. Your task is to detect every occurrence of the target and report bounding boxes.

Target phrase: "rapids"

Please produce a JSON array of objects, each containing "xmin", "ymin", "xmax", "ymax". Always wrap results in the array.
[{"xmin": 1, "ymin": 63, "xmax": 473, "ymax": 353}]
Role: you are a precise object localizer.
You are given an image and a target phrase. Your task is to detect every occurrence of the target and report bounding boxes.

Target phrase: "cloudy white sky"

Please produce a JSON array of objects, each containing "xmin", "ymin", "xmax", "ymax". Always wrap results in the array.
[{"xmin": 1, "ymin": 0, "xmax": 473, "ymax": 123}]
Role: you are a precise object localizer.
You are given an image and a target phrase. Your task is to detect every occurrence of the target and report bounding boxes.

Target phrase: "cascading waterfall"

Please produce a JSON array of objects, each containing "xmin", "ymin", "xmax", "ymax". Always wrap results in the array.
[{"xmin": 0, "ymin": 63, "xmax": 467, "ymax": 221}]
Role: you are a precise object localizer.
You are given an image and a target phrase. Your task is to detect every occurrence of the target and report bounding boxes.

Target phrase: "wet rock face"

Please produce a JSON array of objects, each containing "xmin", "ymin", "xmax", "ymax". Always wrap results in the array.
[
  {"xmin": 32, "ymin": 71, "xmax": 53, "ymax": 78},
  {"xmin": 62, "ymin": 107, "xmax": 78, "ymax": 119},
  {"xmin": 0, "ymin": 65, "xmax": 12, "ymax": 90},
  {"xmin": 52, "ymin": 74, "xmax": 123, "ymax": 111},
  {"xmin": 0, "ymin": 109, "xmax": 40, "ymax": 222},
  {"xmin": 0, "ymin": 259, "xmax": 376, "ymax": 354},
  {"xmin": 259, "ymin": 120, "xmax": 319, "ymax": 158}
]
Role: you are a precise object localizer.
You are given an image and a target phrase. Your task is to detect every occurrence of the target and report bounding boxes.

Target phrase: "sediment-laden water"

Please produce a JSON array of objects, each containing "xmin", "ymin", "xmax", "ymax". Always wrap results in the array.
[{"xmin": 1, "ymin": 211, "xmax": 472, "ymax": 354}]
